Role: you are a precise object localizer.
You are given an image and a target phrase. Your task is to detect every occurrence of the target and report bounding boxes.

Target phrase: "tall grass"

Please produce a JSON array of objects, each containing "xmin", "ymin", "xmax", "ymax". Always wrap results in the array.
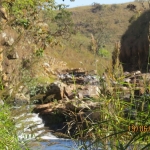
[
  {"xmin": 0, "ymin": 105, "xmax": 21, "ymax": 150},
  {"xmin": 64, "ymin": 52, "xmax": 150, "ymax": 150},
  {"xmin": 66, "ymin": 74, "xmax": 150, "ymax": 149}
]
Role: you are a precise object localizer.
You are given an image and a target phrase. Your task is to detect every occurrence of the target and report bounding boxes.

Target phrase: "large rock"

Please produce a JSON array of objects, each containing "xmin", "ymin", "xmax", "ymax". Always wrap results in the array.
[
  {"xmin": 30, "ymin": 81, "xmax": 67, "ymax": 103},
  {"xmin": 1, "ymin": 32, "xmax": 14, "ymax": 46},
  {"xmin": 78, "ymin": 85, "xmax": 101, "ymax": 99},
  {"xmin": 120, "ymin": 10, "xmax": 150, "ymax": 72}
]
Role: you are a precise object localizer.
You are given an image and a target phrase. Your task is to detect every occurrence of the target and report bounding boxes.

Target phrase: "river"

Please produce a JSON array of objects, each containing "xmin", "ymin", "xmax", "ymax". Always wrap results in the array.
[{"xmin": 13, "ymin": 105, "xmax": 103, "ymax": 150}]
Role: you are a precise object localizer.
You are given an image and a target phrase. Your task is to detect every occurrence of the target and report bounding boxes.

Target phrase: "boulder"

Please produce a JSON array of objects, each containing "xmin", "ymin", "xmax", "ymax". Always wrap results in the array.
[
  {"xmin": 78, "ymin": 85, "xmax": 101, "ymax": 99},
  {"xmin": 1, "ymin": 32, "xmax": 14, "ymax": 46},
  {"xmin": 7, "ymin": 51, "xmax": 19, "ymax": 59},
  {"xmin": 31, "ymin": 81, "xmax": 67, "ymax": 104},
  {"xmin": 119, "ymin": 10, "xmax": 150, "ymax": 72}
]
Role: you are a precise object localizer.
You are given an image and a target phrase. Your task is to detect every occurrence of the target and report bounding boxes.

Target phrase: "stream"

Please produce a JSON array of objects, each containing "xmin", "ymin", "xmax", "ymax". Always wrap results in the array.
[
  {"xmin": 13, "ymin": 105, "xmax": 102, "ymax": 150},
  {"xmin": 12, "ymin": 105, "xmax": 148, "ymax": 150},
  {"xmin": 11, "ymin": 70, "xmax": 149, "ymax": 150}
]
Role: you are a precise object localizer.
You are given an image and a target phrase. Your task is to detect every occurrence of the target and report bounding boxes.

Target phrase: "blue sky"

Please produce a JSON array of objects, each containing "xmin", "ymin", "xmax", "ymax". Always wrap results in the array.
[{"xmin": 55, "ymin": 0, "xmax": 134, "ymax": 8}]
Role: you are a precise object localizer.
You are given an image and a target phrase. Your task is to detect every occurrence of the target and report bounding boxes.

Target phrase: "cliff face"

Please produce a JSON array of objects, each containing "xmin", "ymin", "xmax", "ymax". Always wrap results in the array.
[
  {"xmin": 0, "ymin": 26, "xmax": 33, "ymax": 86},
  {"xmin": 120, "ymin": 10, "xmax": 150, "ymax": 72}
]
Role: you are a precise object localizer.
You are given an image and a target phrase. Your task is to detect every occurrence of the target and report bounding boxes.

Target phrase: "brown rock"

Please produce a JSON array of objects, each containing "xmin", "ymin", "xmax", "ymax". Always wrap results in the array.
[{"xmin": 0, "ymin": 7, "xmax": 8, "ymax": 21}]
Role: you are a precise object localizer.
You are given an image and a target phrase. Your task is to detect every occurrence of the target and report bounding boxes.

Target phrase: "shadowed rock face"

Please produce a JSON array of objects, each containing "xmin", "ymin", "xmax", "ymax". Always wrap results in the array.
[{"xmin": 120, "ymin": 10, "xmax": 150, "ymax": 72}]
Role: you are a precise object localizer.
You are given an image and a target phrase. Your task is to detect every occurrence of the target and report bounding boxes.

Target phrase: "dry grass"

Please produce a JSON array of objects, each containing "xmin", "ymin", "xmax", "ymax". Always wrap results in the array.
[
  {"xmin": 2, "ymin": 1, "xmax": 150, "ymax": 82},
  {"xmin": 39, "ymin": 1, "xmax": 148, "ymax": 75},
  {"xmin": 45, "ymin": 1, "xmax": 150, "ymax": 74}
]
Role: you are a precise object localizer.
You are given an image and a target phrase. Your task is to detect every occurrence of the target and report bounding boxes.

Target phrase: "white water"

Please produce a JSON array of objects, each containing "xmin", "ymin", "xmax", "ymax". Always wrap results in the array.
[
  {"xmin": 13, "ymin": 106, "xmax": 58, "ymax": 141},
  {"xmin": 13, "ymin": 106, "xmax": 103, "ymax": 150},
  {"xmin": 13, "ymin": 106, "xmax": 81, "ymax": 149}
]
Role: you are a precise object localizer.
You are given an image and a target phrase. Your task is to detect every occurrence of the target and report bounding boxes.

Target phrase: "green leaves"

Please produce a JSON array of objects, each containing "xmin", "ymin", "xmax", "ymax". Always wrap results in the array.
[
  {"xmin": 35, "ymin": 48, "xmax": 44, "ymax": 57},
  {"xmin": 98, "ymin": 48, "xmax": 111, "ymax": 58},
  {"xmin": 0, "ymin": 105, "xmax": 20, "ymax": 150}
]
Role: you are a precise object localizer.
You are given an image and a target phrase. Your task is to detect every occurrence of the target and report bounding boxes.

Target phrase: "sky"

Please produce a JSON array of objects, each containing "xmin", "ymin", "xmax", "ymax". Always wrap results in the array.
[{"xmin": 55, "ymin": 0, "xmax": 134, "ymax": 8}]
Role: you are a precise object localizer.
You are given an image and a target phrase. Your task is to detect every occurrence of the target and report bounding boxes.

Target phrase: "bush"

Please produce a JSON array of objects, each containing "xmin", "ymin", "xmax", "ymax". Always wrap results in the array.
[
  {"xmin": 98, "ymin": 48, "xmax": 110, "ymax": 58},
  {"xmin": 92, "ymin": 3, "xmax": 103, "ymax": 13}
]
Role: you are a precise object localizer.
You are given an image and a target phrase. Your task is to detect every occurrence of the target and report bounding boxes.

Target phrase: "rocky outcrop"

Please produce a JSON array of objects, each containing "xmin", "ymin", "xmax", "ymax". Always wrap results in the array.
[
  {"xmin": 34, "ymin": 99, "xmax": 100, "ymax": 115},
  {"xmin": 0, "ymin": 7, "xmax": 8, "ymax": 21},
  {"xmin": 30, "ymin": 69, "xmax": 150, "ymax": 137},
  {"xmin": 30, "ymin": 69, "xmax": 101, "ymax": 104},
  {"xmin": 1, "ymin": 32, "xmax": 15, "ymax": 46},
  {"xmin": 120, "ymin": 10, "xmax": 150, "ymax": 72},
  {"xmin": 33, "ymin": 99, "xmax": 101, "ymax": 137}
]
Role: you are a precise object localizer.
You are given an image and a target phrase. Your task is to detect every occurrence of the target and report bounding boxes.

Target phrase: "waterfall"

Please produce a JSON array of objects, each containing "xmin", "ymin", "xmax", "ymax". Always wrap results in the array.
[
  {"xmin": 13, "ymin": 105, "xmax": 58, "ymax": 141},
  {"xmin": 12, "ymin": 106, "xmax": 86, "ymax": 150}
]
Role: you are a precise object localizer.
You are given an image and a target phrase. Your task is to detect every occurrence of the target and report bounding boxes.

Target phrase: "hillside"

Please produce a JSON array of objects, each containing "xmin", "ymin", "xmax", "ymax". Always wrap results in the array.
[
  {"xmin": 1, "ymin": 1, "xmax": 150, "ymax": 88},
  {"xmin": 69, "ymin": 2, "xmax": 137, "ymax": 50},
  {"xmin": 62, "ymin": 1, "xmax": 150, "ymax": 72},
  {"xmin": 44, "ymin": 2, "xmax": 137, "ymax": 75}
]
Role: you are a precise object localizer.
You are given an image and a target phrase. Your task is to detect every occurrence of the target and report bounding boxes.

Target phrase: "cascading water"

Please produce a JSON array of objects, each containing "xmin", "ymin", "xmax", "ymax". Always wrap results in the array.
[
  {"xmin": 12, "ymin": 105, "xmax": 79, "ymax": 150},
  {"xmin": 12, "ymin": 71, "xmax": 103, "ymax": 149},
  {"xmin": 15, "ymin": 112, "xmax": 58, "ymax": 141}
]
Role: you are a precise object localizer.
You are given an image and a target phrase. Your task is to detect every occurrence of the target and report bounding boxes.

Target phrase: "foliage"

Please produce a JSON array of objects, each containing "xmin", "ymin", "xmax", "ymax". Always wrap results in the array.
[
  {"xmin": 0, "ymin": 0, "xmax": 75, "ymax": 51},
  {"xmin": 0, "ymin": 105, "xmax": 21, "ymax": 150},
  {"xmin": 95, "ymin": 20, "xmax": 111, "ymax": 51},
  {"xmin": 54, "ymin": 9, "xmax": 75, "ymax": 39},
  {"xmin": 0, "ymin": 0, "xmax": 76, "ymax": 88},
  {"xmin": 1, "ymin": 1, "xmax": 150, "ymax": 149},
  {"xmin": 92, "ymin": 3, "xmax": 103, "ymax": 13},
  {"xmin": 35, "ymin": 48, "xmax": 44, "ymax": 57},
  {"xmin": 19, "ymin": 69, "xmax": 39, "ymax": 97},
  {"xmin": 88, "ymin": 19, "xmax": 111, "ymax": 56},
  {"xmin": 98, "ymin": 48, "xmax": 110, "ymax": 58}
]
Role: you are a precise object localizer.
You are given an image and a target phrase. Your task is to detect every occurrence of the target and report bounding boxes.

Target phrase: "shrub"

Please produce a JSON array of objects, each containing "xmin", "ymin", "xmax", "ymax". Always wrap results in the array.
[
  {"xmin": 35, "ymin": 48, "xmax": 44, "ymax": 57},
  {"xmin": 92, "ymin": 3, "xmax": 103, "ymax": 13},
  {"xmin": 98, "ymin": 48, "xmax": 110, "ymax": 58}
]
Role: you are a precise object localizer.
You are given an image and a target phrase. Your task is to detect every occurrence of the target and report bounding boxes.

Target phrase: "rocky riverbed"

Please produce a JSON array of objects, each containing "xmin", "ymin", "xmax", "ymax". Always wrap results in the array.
[
  {"xmin": 5, "ymin": 68, "xmax": 149, "ymax": 150},
  {"xmin": 9, "ymin": 69, "xmax": 150, "ymax": 138},
  {"xmin": 20, "ymin": 68, "xmax": 149, "ymax": 138}
]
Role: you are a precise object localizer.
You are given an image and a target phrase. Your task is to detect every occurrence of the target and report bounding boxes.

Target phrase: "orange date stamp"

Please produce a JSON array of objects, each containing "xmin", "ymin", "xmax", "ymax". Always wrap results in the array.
[{"xmin": 128, "ymin": 125, "xmax": 150, "ymax": 132}]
